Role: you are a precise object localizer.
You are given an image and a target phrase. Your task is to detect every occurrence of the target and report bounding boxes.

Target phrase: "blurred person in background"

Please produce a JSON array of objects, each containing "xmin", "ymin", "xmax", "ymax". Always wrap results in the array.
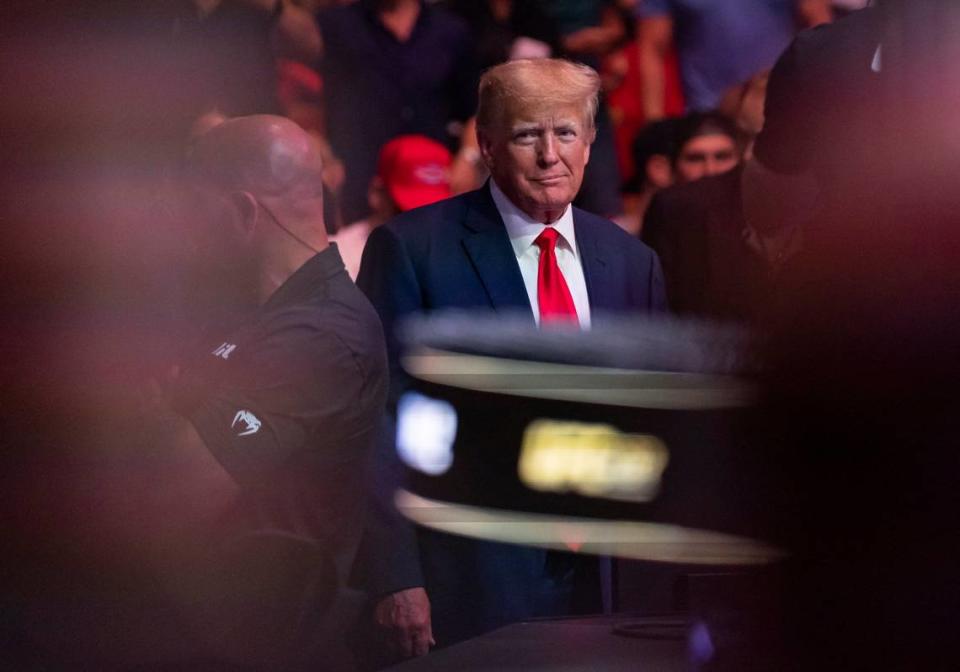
[
  {"xmin": 670, "ymin": 111, "xmax": 742, "ymax": 185},
  {"xmin": 641, "ymin": 161, "xmax": 804, "ymax": 322},
  {"xmin": 603, "ymin": 21, "xmax": 685, "ymax": 187},
  {"xmin": 195, "ymin": 1, "xmax": 353, "ymax": 229},
  {"xmin": 636, "ymin": 0, "xmax": 833, "ymax": 119},
  {"xmin": 315, "ymin": 0, "xmax": 479, "ymax": 224},
  {"xmin": 716, "ymin": 69, "xmax": 770, "ymax": 158},
  {"xmin": 442, "ymin": 0, "xmax": 561, "ymax": 71},
  {"xmin": 543, "ymin": 0, "xmax": 634, "ymax": 219},
  {"xmin": 332, "ymin": 134, "xmax": 453, "ymax": 280},
  {"xmin": 744, "ymin": 1, "xmax": 960, "ymax": 668},
  {"xmin": 618, "ymin": 117, "xmax": 681, "ymax": 235},
  {"xmin": 831, "ymin": 0, "xmax": 871, "ymax": 17},
  {"xmin": 639, "ymin": 111, "xmax": 770, "ymax": 321},
  {"xmin": 2, "ymin": 4, "xmax": 373, "ymax": 669},
  {"xmin": 193, "ymin": 0, "xmax": 322, "ymax": 116},
  {"xmin": 274, "ymin": 58, "xmax": 350, "ymax": 230}
]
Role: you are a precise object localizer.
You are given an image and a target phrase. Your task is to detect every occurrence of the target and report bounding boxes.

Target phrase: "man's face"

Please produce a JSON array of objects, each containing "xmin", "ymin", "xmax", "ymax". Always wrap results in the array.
[
  {"xmin": 479, "ymin": 103, "xmax": 592, "ymax": 223},
  {"xmin": 675, "ymin": 133, "xmax": 739, "ymax": 184}
]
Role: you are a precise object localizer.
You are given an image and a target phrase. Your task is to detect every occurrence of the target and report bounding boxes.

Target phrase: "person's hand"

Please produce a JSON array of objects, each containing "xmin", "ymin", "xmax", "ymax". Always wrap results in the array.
[{"xmin": 373, "ymin": 587, "xmax": 435, "ymax": 659}]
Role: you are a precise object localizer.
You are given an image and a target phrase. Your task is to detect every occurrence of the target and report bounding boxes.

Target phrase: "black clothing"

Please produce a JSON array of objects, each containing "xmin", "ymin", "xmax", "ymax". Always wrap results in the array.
[
  {"xmin": 753, "ymin": 7, "xmax": 882, "ymax": 197},
  {"xmin": 203, "ymin": 1, "xmax": 284, "ymax": 116},
  {"xmin": 545, "ymin": 0, "xmax": 626, "ymax": 218},
  {"xmin": 442, "ymin": 0, "xmax": 561, "ymax": 72},
  {"xmin": 749, "ymin": 7, "xmax": 960, "ymax": 669},
  {"xmin": 317, "ymin": 0, "xmax": 478, "ymax": 222},
  {"xmin": 642, "ymin": 167, "xmax": 799, "ymax": 323},
  {"xmin": 573, "ymin": 107, "xmax": 624, "ymax": 218},
  {"xmin": 176, "ymin": 245, "xmax": 386, "ymax": 541},
  {"xmin": 171, "ymin": 245, "xmax": 388, "ymax": 668}
]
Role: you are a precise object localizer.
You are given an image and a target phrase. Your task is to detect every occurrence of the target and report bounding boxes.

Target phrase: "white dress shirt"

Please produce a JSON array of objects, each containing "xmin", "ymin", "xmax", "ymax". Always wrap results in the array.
[
  {"xmin": 489, "ymin": 180, "xmax": 591, "ymax": 328},
  {"xmin": 329, "ymin": 219, "xmax": 373, "ymax": 281}
]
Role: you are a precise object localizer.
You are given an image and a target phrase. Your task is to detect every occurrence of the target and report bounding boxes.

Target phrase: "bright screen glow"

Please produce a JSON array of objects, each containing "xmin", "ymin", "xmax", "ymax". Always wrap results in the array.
[
  {"xmin": 396, "ymin": 391, "xmax": 458, "ymax": 475},
  {"xmin": 519, "ymin": 419, "xmax": 669, "ymax": 502}
]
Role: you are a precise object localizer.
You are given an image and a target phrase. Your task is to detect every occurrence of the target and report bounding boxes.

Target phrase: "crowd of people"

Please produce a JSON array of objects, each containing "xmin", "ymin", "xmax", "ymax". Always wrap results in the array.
[
  {"xmin": 11, "ymin": 1, "xmax": 960, "ymax": 671},
  {"xmin": 171, "ymin": 0, "xmax": 862, "ymax": 325}
]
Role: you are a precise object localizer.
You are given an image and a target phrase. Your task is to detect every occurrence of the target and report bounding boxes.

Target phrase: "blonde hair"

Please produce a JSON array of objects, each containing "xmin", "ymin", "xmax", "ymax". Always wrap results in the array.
[{"xmin": 476, "ymin": 59, "xmax": 600, "ymax": 141}]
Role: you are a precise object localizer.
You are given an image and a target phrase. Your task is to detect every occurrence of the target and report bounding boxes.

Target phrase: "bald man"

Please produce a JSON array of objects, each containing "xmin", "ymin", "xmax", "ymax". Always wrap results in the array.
[{"xmin": 161, "ymin": 115, "xmax": 387, "ymax": 669}]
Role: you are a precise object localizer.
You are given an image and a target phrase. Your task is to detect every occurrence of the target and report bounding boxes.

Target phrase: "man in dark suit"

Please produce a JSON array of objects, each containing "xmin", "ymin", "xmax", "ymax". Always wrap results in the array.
[{"xmin": 354, "ymin": 58, "xmax": 666, "ymax": 662}]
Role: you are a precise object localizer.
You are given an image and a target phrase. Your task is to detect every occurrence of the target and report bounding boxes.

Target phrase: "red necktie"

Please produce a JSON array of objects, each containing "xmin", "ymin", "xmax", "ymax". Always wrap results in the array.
[{"xmin": 534, "ymin": 227, "xmax": 579, "ymax": 324}]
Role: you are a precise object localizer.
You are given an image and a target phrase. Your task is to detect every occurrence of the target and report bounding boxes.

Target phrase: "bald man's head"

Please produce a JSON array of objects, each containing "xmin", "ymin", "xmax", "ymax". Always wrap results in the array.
[
  {"xmin": 188, "ymin": 115, "xmax": 324, "ymax": 201},
  {"xmin": 183, "ymin": 115, "xmax": 329, "ymax": 305}
]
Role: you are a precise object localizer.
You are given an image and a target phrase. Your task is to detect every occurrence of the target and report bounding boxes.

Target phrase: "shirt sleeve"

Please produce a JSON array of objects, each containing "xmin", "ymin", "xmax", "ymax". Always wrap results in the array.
[
  {"xmin": 185, "ymin": 386, "xmax": 303, "ymax": 491},
  {"xmin": 175, "ymin": 325, "xmax": 369, "ymax": 493},
  {"xmin": 446, "ymin": 16, "xmax": 481, "ymax": 124},
  {"xmin": 357, "ymin": 224, "xmax": 425, "ymax": 404},
  {"xmin": 354, "ymin": 224, "xmax": 429, "ymax": 595}
]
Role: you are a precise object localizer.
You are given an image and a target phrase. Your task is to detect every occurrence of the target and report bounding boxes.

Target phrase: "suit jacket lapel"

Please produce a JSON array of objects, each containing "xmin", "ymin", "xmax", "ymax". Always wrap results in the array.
[
  {"xmin": 461, "ymin": 186, "xmax": 534, "ymax": 318},
  {"xmin": 573, "ymin": 208, "xmax": 613, "ymax": 312}
]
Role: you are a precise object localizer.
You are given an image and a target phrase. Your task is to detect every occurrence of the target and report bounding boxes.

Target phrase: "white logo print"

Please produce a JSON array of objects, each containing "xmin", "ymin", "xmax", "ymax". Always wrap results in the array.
[
  {"xmin": 231, "ymin": 410, "xmax": 262, "ymax": 437},
  {"xmin": 212, "ymin": 342, "xmax": 238, "ymax": 360},
  {"xmin": 414, "ymin": 163, "xmax": 447, "ymax": 185}
]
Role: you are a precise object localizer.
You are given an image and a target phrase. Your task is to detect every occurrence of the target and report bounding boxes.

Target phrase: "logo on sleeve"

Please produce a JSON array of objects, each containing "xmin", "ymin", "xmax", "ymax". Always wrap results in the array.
[
  {"xmin": 212, "ymin": 342, "xmax": 237, "ymax": 360},
  {"xmin": 231, "ymin": 410, "xmax": 261, "ymax": 437}
]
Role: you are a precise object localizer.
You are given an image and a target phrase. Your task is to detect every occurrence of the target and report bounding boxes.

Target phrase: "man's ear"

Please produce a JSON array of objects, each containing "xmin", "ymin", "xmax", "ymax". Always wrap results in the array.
[
  {"xmin": 579, "ymin": 124, "xmax": 596, "ymax": 167},
  {"xmin": 227, "ymin": 191, "xmax": 259, "ymax": 239},
  {"xmin": 646, "ymin": 155, "xmax": 674, "ymax": 189}
]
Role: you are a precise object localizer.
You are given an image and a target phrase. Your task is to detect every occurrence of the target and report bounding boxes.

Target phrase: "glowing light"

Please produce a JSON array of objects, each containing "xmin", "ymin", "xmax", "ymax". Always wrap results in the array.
[
  {"xmin": 396, "ymin": 392, "xmax": 458, "ymax": 475},
  {"xmin": 396, "ymin": 490, "xmax": 787, "ymax": 565},
  {"xmin": 689, "ymin": 621, "xmax": 716, "ymax": 664},
  {"xmin": 402, "ymin": 347, "xmax": 757, "ymax": 410},
  {"xmin": 518, "ymin": 420, "xmax": 669, "ymax": 502}
]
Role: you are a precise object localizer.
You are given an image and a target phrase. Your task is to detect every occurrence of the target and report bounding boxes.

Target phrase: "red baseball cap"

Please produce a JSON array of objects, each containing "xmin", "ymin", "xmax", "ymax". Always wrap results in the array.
[{"xmin": 377, "ymin": 135, "xmax": 453, "ymax": 211}]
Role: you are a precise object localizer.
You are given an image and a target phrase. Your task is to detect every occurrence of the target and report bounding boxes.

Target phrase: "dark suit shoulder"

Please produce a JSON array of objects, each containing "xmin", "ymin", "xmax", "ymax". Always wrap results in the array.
[
  {"xmin": 573, "ymin": 206, "xmax": 657, "ymax": 258},
  {"xmin": 380, "ymin": 189, "xmax": 480, "ymax": 242}
]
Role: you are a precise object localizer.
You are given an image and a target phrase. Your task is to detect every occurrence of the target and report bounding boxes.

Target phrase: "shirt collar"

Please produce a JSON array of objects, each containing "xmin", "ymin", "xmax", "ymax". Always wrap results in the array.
[
  {"xmin": 489, "ymin": 180, "xmax": 579, "ymax": 260},
  {"xmin": 262, "ymin": 244, "xmax": 346, "ymax": 311}
]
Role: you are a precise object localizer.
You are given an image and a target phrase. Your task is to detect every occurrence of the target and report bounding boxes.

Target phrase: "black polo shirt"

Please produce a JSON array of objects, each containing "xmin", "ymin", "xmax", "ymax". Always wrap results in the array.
[{"xmin": 173, "ymin": 245, "xmax": 388, "ymax": 544}]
